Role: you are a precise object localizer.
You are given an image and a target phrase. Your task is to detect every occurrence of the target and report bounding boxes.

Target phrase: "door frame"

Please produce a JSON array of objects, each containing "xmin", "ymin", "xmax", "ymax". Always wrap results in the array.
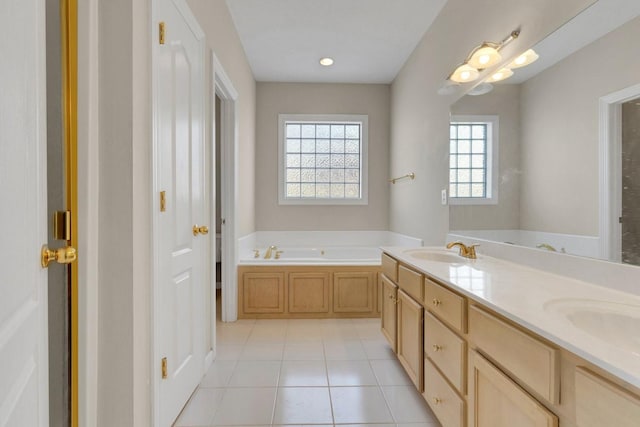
[
  {"xmin": 212, "ymin": 53, "xmax": 239, "ymax": 322},
  {"xmin": 598, "ymin": 82, "xmax": 640, "ymax": 261}
]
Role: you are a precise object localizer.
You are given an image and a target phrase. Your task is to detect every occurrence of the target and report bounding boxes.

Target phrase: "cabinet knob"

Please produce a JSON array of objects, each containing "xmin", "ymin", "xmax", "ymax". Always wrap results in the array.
[
  {"xmin": 433, "ymin": 397, "xmax": 442, "ymax": 405},
  {"xmin": 432, "ymin": 344, "xmax": 443, "ymax": 352},
  {"xmin": 432, "ymin": 298, "xmax": 442, "ymax": 307}
]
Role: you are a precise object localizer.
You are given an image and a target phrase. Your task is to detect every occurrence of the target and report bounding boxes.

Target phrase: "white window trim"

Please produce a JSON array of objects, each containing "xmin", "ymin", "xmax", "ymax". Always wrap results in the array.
[
  {"xmin": 449, "ymin": 114, "xmax": 499, "ymax": 206},
  {"xmin": 278, "ymin": 113, "xmax": 369, "ymax": 205}
]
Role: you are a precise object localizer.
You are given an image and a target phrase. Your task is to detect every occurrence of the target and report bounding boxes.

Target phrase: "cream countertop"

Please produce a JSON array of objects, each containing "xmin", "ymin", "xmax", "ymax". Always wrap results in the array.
[{"xmin": 381, "ymin": 246, "xmax": 640, "ymax": 390}]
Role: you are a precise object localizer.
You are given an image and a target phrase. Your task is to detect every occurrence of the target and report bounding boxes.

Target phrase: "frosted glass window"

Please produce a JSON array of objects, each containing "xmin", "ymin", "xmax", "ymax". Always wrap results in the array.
[
  {"xmin": 280, "ymin": 115, "xmax": 367, "ymax": 204},
  {"xmin": 448, "ymin": 115, "xmax": 498, "ymax": 205}
]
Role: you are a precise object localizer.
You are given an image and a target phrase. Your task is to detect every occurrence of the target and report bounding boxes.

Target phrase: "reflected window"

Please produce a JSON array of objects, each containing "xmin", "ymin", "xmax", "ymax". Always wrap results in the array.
[
  {"xmin": 449, "ymin": 115, "xmax": 498, "ymax": 205},
  {"xmin": 278, "ymin": 114, "xmax": 368, "ymax": 205}
]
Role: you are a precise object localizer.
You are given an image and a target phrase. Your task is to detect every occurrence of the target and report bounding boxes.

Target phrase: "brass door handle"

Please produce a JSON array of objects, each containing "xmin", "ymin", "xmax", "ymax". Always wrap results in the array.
[
  {"xmin": 192, "ymin": 225, "xmax": 209, "ymax": 236},
  {"xmin": 41, "ymin": 245, "xmax": 77, "ymax": 268}
]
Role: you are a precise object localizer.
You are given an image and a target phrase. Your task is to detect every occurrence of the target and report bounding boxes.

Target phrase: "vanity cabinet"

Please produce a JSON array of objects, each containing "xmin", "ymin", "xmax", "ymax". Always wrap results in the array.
[{"xmin": 381, "ymin": 251, "xmax": 640, "ymax": 427}]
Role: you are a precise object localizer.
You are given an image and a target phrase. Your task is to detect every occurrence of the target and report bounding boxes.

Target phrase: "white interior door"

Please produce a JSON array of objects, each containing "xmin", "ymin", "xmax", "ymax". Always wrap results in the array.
[
  {"xmin": 154, "ymin": 0, "xmax": 206, "ymax": 425},
  {"xmin": 0, "ymin": 0, "xmax": 50, "ymax": 425}
]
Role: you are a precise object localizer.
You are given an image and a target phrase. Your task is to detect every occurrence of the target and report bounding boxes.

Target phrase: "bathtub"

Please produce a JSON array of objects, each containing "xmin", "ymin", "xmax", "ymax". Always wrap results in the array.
[
  {"xmin": 239, "ymin": 246, "xmax": 382, "ymax": 265},
  {"xmin": 237, "ymin": 231, "xmax": 423, "ymax": 266}
]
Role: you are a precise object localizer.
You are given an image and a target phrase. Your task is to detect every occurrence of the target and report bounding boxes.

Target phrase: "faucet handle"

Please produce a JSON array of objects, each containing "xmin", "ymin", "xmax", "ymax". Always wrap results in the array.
[
  {"xmin": 253, "ymin": 249, "xmax": 260, "ymax": 258},
  {"xmin": 467, "ymin": 244, "xmax": 480, "ymax": 259}
]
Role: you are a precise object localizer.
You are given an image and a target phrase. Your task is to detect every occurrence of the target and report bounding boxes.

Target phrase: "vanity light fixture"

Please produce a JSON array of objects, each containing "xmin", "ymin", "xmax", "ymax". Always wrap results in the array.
[
  {"xmin": 446, "ymin": 29, "xmax": 520, "ymax": 84},
  {"xmin": 319, "ymin": 57, "xmax": 334, "ymax": 66},
  {"xmin": 508, "ymin": 48, "xmax": 539, "ymax": 68}
]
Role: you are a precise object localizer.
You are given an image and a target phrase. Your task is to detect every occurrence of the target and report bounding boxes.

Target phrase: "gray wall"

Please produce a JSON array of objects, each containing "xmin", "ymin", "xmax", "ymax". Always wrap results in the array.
[
  {"xmin": 519, "ymin": 15, "xmax": 640, "ymax": 235},
  {"xmin": 449, "ymin": 85, "xmax": 521, "ymax": 230},
  {"xmin": 389, "ymin": 0, "xmax": 596, "ymax": 244},
  {"xmin": 255, "ymin": 82, "xmax": 390, "ymax": 231}
]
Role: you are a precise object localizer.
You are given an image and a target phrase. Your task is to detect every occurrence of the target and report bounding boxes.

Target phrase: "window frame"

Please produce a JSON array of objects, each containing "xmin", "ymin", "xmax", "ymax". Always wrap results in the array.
[
  {"xmin": 278, "ymin": 113, "xmax": 369, "ymax": 205},
  {"xmin": 449, "ymin": 114, "xmax": 499, "ymax": 205}
]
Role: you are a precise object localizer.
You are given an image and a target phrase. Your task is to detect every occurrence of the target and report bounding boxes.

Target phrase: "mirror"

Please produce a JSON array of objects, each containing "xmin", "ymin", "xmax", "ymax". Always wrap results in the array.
[{"xmin": 448, "ymin": 0, "xmax": 640, "ymax": 265}]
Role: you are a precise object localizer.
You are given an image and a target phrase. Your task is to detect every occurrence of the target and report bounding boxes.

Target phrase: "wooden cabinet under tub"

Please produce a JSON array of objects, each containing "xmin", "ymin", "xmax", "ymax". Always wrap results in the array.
[{"xmin": 237, "ymin": 265, "xmax": 380, "ymax": 319}]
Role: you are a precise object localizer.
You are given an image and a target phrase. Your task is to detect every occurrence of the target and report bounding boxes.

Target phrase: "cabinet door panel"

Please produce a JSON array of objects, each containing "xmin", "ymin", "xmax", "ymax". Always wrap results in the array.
[
  {"xmin": 242, "ymin": 272, "xmax": 285, "ymax": 314},
  {"xmin": 575, "ymin": 367, "xmax": 640, "ymax": 427},
  {"xmin": 288, "ymin": 272, "xmax": 330, "ymax": 313},
  {"xmin": 333, "ymin": 272, "xmax": 375, "ymax": 313},
  {"xmin": 469, "ymin": 350, "xmax": 558, "ymax": 427},
  {"xmin": 380, "ymin": 275, "xmax": 398, "ymax": 351},
  {"xmin": 397, "ymin": 289, "xmax": 424, "ymax": 391}
]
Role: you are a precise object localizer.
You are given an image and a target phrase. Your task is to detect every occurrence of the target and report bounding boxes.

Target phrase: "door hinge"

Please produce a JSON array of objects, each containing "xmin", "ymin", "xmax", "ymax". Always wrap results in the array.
[
  {"xmin": 159, "ymin": 22, "xmax": 166, "ymax": 45},
  {"xmin": 160, "ymin": 191, "xmax": 166, "ymax": 212},
  {"xmin": 161, "ymin": 357, "xmax": 168, "ymax": 379},
  {"xmin": 619, "ymin": 216, "xmax": 623, "ymax": 224},
  {"xmin": 53, "ymin": 211, "xmax": 72, "ymax": 241}
]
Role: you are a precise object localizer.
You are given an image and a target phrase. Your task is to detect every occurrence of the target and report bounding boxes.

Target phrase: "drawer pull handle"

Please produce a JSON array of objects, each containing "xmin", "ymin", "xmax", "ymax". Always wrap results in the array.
[
  {"xmin": 432, "ymin": 344, "xmax": 443, "ymax": 352},
  {"xmin": 433, "ymin": 397, "xmax": 442, "ymax": 405},
  {"xmin": 388, "ymin": 295, "xmax": 398, "ymax": 304},
  {"xmin": 432, "ymin": 298, "xmax": 442, "ymax": 307}
]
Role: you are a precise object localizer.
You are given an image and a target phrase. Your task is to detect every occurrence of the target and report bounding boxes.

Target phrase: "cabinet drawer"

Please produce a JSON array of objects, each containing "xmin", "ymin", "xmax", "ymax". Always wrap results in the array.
[
  {"xmin": 424, "ymin": 278, "xmax": 466, "ymax": 333},
  {"xmin": 575, "ymin": 367, "xmax": 640, "ymax": 427},
  {"xmin": 398, "ymin": 265, "xmax": 424, "ymax": 304},
  {"xmin": 424, "ymin": 311, "xmax": 466, "ymax": 394},
  {"xmin": 424, "ymin": 358, "xmax": 465, "ymax": 427},
  {"xmin": 468, "ymin": 305, "xmax": 559, "ymax": 404},
  {"xmin": 381, "ymin": 253, "xmax": 398, "ymax": 282}
]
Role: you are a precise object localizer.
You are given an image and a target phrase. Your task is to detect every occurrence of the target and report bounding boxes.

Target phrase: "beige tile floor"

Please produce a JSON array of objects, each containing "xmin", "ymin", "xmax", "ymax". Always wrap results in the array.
[{"xmin": 174, "ymin": 316, "xmax": 441, "ymax": 427}]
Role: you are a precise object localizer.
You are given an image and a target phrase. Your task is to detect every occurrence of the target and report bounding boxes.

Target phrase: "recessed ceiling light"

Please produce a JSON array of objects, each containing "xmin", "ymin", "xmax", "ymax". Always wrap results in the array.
[{"xmin": 319, "ymin": 57, "xmax": 334, "ymax": 66}]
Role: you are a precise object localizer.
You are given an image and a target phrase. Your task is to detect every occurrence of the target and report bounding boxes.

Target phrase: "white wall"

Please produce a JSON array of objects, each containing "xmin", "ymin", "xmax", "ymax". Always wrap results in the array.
[
  {"xmin": 519, "ymin": 15, "xmax": 640, "ymax": 235},
  {"xmin": 449, "ymin": 85, "xmax": 522, "ymax": 230},
  {"xmin": 187, "ymin": 0, "xmax": 257, "ymax": 238},
  {"xmin": 389, "ymin": 0, "xmax": 596, "ymax": 245},
  {"xmin": 255, "ymin": 82, "xmax": 390, "ymax": 231}
]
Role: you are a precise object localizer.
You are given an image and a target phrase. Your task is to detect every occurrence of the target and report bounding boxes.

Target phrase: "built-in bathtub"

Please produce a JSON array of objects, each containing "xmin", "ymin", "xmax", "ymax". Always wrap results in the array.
[
  {"xmin": 236, "ymin": 231, "xmax": 422, "ymax": 318},
  {"xmin": 238, "ymin": 231, "xmax": 422, "ymax": 265}
]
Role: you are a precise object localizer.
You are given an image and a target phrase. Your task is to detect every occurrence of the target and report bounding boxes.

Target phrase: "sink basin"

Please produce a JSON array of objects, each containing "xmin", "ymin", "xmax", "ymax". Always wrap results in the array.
[
  {"xmin": 544, "ymin": 298, "xmax": 640, "ymax": 353},
  {"xmin": 403, "ymin": 248, "xmax": 467, "ymax": 263}
]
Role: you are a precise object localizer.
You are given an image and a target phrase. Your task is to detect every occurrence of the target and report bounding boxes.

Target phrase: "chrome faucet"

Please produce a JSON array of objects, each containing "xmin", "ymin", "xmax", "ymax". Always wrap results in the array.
[
  {"xmin": 264, "ymin": 245, "xmax": 278, "ymax": 259},
  {"xmin": 446, "ymin": 241, "xmax": 479, "ymax": 259}
]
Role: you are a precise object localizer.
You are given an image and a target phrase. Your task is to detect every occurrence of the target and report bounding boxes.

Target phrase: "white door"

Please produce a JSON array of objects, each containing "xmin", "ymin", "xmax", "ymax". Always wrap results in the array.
[
  {"xmin": 0, "ymin": 0, "xmax": 50, "ymax": 425},
  {"xmin": 154, "ymin": 0, "xmax": 207, "ymax": 425}
]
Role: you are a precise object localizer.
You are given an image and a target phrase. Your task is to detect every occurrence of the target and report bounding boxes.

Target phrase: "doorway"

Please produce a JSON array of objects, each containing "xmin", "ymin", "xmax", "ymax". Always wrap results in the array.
[
  {"xmin": 600, "ymin": 83, "xmax": 640, "ymax": 264},
  {"xmin": 212, "ymin": 54, "xmax": 239, "ymax": 323},
  {"xmin": 621, "ymin": 98, "xmax": 640, "ymax": 265}
]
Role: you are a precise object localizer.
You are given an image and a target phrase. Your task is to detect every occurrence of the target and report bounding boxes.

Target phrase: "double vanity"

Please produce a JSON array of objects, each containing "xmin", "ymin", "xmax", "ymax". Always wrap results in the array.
[{"xmin": 380, "ymin": 246, "xmax": 640, "ymax": 427}]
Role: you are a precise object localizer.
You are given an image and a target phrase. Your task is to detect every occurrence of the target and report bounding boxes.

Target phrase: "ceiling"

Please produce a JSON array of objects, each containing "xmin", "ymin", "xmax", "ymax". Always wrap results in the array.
[{"xmin": 225, "ymin": 0, "xmax": 448, "ymax": 84}]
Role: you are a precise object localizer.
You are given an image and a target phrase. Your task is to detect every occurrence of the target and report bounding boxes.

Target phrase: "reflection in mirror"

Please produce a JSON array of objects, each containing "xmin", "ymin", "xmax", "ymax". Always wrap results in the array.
[{"xmin": 448, "ymin": 0, "xmax": 640, "ymax": 265}]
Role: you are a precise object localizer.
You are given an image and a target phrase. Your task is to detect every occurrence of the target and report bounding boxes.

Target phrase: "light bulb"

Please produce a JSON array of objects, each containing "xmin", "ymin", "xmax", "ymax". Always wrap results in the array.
[
  {"xmin": 319, "ymin": 57, "xmax": 334, "ymax": 66},
  {"xmin": 508, "ymin": 49, "xmax": 539, "ymax": 69},
  {"xmin": 450, "ymin": 64, "xmax": 479, "ymax": 83},
  {"xmin": 468, "ymin": 45, "xmax": 502, "ymax": 69},
  {"xmin": 486, "ymin": 68, "xmax": 514, "ymax": 83}
]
